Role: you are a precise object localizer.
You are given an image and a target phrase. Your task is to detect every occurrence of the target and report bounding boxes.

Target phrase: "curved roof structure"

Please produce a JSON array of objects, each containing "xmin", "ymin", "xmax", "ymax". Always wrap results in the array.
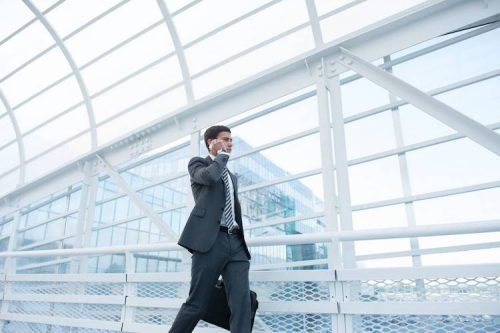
[{"xmin": 0, "ymin": 0, "xmax": 431, "ymax": 196}]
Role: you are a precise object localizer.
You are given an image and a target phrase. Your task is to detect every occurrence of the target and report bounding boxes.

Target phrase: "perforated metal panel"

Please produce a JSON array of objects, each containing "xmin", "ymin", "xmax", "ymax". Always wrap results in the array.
[
  {"xmin": 8, "ymin": 301, "xmax": 122, "ymax": 322},
  {"xmin": 257, "ymin": 312, "xmax": 332, "ymax": 332},
  {"xmin": 250, "ymin": 280, "xmax": 330, "ymax": 302},
  {"xmin": 350, "ymin": 276, "xmax": 500, "ymax": 302},
  {"xmin": 134, "ymin": 281, "xmax": 190, "ymax": 298},
  {"xmin": 132, "ymin": 307, "xmax": 221, "ymax": 329},
  {"xmin": 2, "ymin": 321, "xmax": 119, "ymax": 333},
  {"xmin": 352, "ymin": 314, "xmax": 500, "ymax": 332},
  {"xmin": 12, "ymin": 281, "xmax": 124, "ymax": 296}
]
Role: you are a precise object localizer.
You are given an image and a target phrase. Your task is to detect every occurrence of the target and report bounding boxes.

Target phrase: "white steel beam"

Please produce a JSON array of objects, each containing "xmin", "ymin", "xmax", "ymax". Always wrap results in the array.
[
  {"xmin": 96, "ymin": 155, "xmax": 178, "ymax": 241},
  {"xmin": 383, "ymin": 54, "xmax": 422, "ymax": 268},
  {"xmin": 328, "ymin": 74, "xmax": 356, "ymax": 269},
  {"xmin": 336, "ymin": 47, "xmax": 500, "ymax": 156},
  {"xmin": 305, "ymin": 0, "xmax": 323, "ymax": 46},
  {"xmin": 70, "ymin": 161, "xmax": 92, "ymax": 273},
  {"xmin": 157, "ymin": 0, "xmax": 194, "ymax": 102},
  {"xmin": 0, "ymin": 88, "xmax": 25, "ymax": 185}
]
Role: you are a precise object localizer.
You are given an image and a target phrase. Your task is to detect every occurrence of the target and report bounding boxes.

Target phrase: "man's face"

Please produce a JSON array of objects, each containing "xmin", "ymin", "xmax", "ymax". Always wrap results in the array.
[{"xmin": 208, "ymin": 131, "xmax": 233, "ymax": 153}]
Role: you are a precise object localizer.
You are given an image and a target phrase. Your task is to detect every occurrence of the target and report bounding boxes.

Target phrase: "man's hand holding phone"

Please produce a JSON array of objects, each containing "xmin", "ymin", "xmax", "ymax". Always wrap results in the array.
[{"xmin": 209, "ymin": 139, "xmax": 228, "ymax": 156}]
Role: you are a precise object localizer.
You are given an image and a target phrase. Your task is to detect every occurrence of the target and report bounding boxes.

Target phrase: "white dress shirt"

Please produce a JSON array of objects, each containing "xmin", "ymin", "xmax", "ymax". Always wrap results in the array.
[{"xmin": 209, "ymin": 152, "xmax": 238, "ymax": 228}]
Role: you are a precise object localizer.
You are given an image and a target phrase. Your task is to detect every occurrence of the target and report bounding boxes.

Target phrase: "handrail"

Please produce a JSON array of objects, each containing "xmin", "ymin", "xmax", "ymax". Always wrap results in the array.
[{"xmin": 0, "ymin": 219, "xmax": 498, "ymax": 258}]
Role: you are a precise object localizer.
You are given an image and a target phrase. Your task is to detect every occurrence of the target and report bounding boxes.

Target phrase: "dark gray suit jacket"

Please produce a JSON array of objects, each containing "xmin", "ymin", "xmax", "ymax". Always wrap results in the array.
[{"xmin": 178, "ymin": 153, "xmax": 251, "ymax": 259}]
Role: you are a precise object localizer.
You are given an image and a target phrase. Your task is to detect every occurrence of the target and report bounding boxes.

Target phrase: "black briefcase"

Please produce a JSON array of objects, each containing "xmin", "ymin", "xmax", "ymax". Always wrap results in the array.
[{"xmin": 201, "ymin": 279, "xmax": 258, "ymax": 331}]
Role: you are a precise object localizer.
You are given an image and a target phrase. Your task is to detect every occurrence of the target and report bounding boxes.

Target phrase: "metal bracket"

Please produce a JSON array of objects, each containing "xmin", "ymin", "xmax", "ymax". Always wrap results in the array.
[{"xmin": 129, "ymin": 135, "xmax": 152, "ymax": 159}]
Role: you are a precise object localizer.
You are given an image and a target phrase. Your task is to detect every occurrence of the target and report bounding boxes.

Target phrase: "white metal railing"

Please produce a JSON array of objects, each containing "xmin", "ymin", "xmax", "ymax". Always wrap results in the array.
[
  {"xmin": 1, "ymin": 219, "xmax": 499, "ymax": 258},
  {"xmin": 0, "ymin": 221, "xmax": 498, "ymax": 332}
]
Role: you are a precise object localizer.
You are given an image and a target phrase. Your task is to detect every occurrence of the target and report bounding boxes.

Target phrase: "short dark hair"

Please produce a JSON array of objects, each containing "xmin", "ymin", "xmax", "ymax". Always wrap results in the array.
[{"xmin": 204, "ymin": 125, "xmax": 231, "ymax": 150}]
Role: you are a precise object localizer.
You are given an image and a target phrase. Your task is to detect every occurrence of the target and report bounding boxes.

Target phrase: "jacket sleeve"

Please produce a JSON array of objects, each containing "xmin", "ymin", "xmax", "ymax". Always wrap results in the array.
[{"xmin": 188, "ymin": 154, "xmax": 229, "ymax": 186}]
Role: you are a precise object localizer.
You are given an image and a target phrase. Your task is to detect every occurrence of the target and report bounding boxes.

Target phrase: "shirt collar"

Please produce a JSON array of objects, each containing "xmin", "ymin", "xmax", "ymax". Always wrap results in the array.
[{"xmin": 209, "ymin": 153, "xmax": 216, "ymax": 160}]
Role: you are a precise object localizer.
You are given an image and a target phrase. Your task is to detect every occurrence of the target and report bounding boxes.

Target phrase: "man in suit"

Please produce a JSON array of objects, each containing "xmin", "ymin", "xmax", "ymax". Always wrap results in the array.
[{"xmin": 169, "ymin": 125, "xmax": 252, "ymax": 333}]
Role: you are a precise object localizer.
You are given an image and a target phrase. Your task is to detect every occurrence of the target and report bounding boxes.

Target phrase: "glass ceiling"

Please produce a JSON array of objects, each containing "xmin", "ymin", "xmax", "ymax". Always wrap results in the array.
[{"xmin": 0, "ymin": 0, "xmax": 429, "ymax": 195}]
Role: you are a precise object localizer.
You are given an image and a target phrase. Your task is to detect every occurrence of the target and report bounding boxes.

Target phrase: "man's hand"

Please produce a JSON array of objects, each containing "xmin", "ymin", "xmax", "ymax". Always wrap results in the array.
[{"xmin": 209, "ymin": 139, "xmax": 227, "ymax": 156}]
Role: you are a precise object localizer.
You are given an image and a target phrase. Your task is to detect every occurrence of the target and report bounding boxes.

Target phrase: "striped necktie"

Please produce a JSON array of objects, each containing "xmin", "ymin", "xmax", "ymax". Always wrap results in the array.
[{"xmin": 221, "ymin": 167, "xmax": 237, "ymax": 231}]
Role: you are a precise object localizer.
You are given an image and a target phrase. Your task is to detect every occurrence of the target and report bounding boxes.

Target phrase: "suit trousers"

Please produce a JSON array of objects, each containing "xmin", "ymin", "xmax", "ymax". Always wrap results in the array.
[{"xmin": 169, "ymin": 230, "xmax": 251, "ymax": 333}]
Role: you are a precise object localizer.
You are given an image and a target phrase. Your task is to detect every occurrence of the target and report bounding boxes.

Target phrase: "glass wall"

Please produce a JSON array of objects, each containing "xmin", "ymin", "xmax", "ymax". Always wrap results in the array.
[{"xmin": 342, "ymin": 24, "xmax": 500, "ymax": 268}]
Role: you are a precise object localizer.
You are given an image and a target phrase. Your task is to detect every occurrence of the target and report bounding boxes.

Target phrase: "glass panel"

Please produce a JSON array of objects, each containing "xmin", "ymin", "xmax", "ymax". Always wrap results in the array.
[
  {"xmin": 399, "ymin": 104, "xmax": 455, "ymax": 145},
  {"xmin": 248, "ymin": 216, "xmax": 326, "ymax": 238},
  {"xmin": 81, "ymin": 23, "xmax": 174, "ymax": 95},
  {"xmin": 134, "ymin": 250, "xmax": 183, "ymax": 273},
  {"xmin": 1, "ymin": 47, "xmax": 71, "ymax": 106},
  {"xmin": 96, "ymin": 177, "xmax": 120, "ymax": 202},
  {"xmin": 45, "ymin": 0, "xmax": 123, "ymax": 37},
  {"xmin": 167, "ymin": 0, "xmax": 194, "ymax": 14},
  {"xmin": 0, "ymin": 215, "xmax": 14, "ymax": 238},
  {"xmin": 192, "ymin": 27, "xmax": 314, "ymax": 98},
  {"xmin": 18, "ymin": 224, "xmax": 46, "ymax": 247},
  {"xmin": 355, "ymin": 239, "xmax": 411, "ymax": 258},
  {"xmin": 435, "ymin": 76, "xmax": 500, "ymax": 126},
  {"xmin": 344, "ymin": 111, "xmax": 397, "ymax": 160},
  {"xmin": 348, "ymin": 156, "xmax": 403, "ymax": 206},
  {"xmin": 320, "ymin": 0, "xmax": 428, "ymax": 42},
  {"xmin": 0, "ymin": 142, "xmax": 19, "ymax": 174},
  {"xmin": 0, "ymin": 21, "xmax": 53, "ymax": 79},
  {"xmin": 65, "ymin": 213, "xmax": 78, "ymax": 236},
  {"xmin": 65, "ymin": 0, "xmax": 162, "ymax": 66},
  {"xmin": 357, "ymin": 257, "xmax": 413, "ymax": 268},
  {"xmin": 137, "ymin": 176, "xmax": 189, "ymax": 210},
  {"xmin": 419, "ymin": 232, "xmax": 500, "ymax": 251},
  {"xmin": 249, "ymin": 243, "xmax": 327, "ymax": 269},
  {"xmin": 15, "ymin": 76, "xmax": 83, "ymax": 134},
  {"xmin": 392, "ymin": 28, "xmax": 500, "ymax": 91},
  {"xmin": 0, "ymin": 168, "xmax": 19, "ymax": 197},
  {"xmin": 352, "ymin": 204, "xmax": 408, "ymax": 230},
  {"xmin": 314, "ymin": 0, "xmax": 357, "ymax": 16},
  {"xmin": 23, "ymin": 105, "xmax": 89, "ymax": 159},
  {"xmin": 96, "ymin": 85, "xmax": 186, "ymax": 145},
  {"xmin": 185, "ymin": 0, "xmax": 308, "ymax": 74},
  {"xmin": 32, "ymin": 0, "xmax": 62, "ymax": 11},
  {"xmin": 121, "ymin": 144, "xmax": 190, "ymax": 188},
  {"xmin": 421, "ymin": 248, "xmax": 500, "ymax": 266},
  {"xmin": 231, "ymin": 95, "xmax": 318, "ymax": 155},
  {"xmin": 68, "ymin": 187, "xmax": 82, "ymax": 211},
  {"xmin": 341, "ymin": 77, "xmax": 390, "ymax": 117},
  {"xmin": 92, "ymin": 56, "xmax": 182, "ymax": 123},
  {"xmin": 0, "ymin": 115, "xmax": 16, "ymax": 147},
  {"xmin": 89, "ymin": 254, "xmax": 125, "ymax": 273},
  {"xmin": 24, "ymin": 133, "xmax": 91, "ymax": 182},
  {"xmin": 95, "ymin": 199, "xmax": 118, "ymax": 227},
  {"xmin": 160, "ymin": 207, "xmax": 187, "ymax": 236},
  {"xmin": 406, "ymin": 138, "xmax": 500, "ymax": 195},
  {"xmin": 0, "ymin": 1, "xmax": 34, "ymax": 42},
  {"xmin": 174, "ymin": 0, "xmax": 271, "ymax": 45},
  {"xmin": 240, "ymin": 174, "xmax": 324, "ymax": 225},
  {"xmin": 44, "ymin": 217, "xmax": 65, "ymax": 239},
  {"xmin": 229, "ymin": 133, "xmax": 321, "ymax": 188},
  {"xmin": 413, "ymin": 188, "xmax": 500, "ymax": 226}
]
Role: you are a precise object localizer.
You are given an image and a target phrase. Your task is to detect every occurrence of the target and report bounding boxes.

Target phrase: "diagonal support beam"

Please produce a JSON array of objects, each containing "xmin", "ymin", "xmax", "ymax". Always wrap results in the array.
[
  {"xmin": 96, "ymin": 155, "xmax": 178, "ymax": 241},
  {"xmin": 336, "ymin": 47, "xmax": 500, "ymax": 156}
]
